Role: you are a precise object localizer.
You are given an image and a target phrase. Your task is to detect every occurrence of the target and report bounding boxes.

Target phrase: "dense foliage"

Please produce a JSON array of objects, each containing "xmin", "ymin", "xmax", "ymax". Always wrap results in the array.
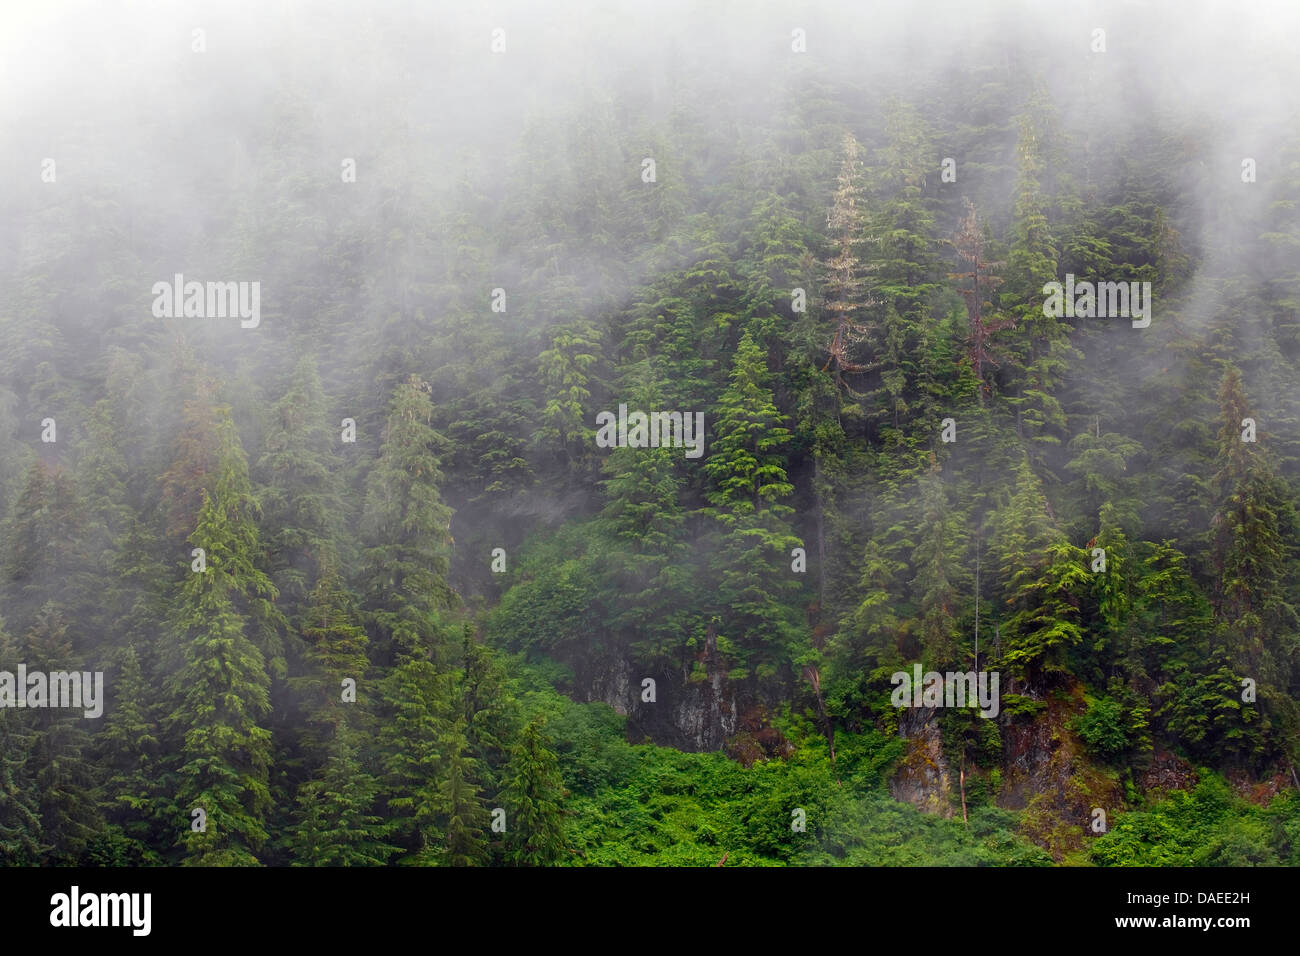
[{"xmin": 2, "ymin": 2, "xmax": 1298, "ymax": 866}]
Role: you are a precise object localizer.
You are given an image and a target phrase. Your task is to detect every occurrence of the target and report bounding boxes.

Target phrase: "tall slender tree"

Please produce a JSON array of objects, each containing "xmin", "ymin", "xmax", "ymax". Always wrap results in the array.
[
  {"xmin": 502, "ymin": 718, "xmax": 566, "ymax": 867},
  {"xmin": 165, "ymin": 411, "xmax": 278, "ymax": 866}
]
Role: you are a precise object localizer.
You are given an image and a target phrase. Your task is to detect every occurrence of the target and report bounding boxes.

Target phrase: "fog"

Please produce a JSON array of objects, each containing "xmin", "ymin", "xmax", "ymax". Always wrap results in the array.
[
  {"xmin": 2, "ymin": 0, "xmax": 1299, "ymax": 872},
  {"xmin": 0, "ymin": 0, "xmax": 1297, "ymax": 534}
]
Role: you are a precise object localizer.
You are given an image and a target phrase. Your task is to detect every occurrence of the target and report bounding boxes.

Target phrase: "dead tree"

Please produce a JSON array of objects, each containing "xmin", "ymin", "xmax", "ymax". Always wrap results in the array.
[
  {"xmin": 948, "ymin": 200, "xmax": 1011, "ymax": 402},
  {"xmin": 822, "ymin": 132, "xmax": 879, "ymax": 396}
]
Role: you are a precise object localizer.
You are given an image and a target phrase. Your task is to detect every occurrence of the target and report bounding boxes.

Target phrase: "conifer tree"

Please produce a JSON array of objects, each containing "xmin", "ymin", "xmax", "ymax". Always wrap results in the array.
[
  {"xmin": 537, "ymin": 320, "xmax": 602, "ymax": 465},
  {"xmin": 0, "ymin": 620, "xmax": 44, "ymax": 865},
  {"xmin": 502, "ymin": 718, "xmax": 566, "ymax": 866},
  {"xmin": 289, "ymin": 722, "xmax": 393, "ymax": 866},
  {"xmin": 1063, "ymin": 427, "xmax": 1143, "ymax": 539},
  {"xmin": 911, "ymin": 459, "xmax": 965, "ymax": 667},
  {"xmin": 165, "ymin": 411, "xmax": 278, "ymax": 866},
  {"xmin": 949, "ymin": 201, "xmax": 1010, "ymax": 402},
  {"xmin": 842, "ymin": 535, "xmax": 907, "ymax": 668},
  {"xmin": 258, "ymin": 354, "xmax": 346, "ymax": 617},
  {"xmin": 1209, "ymin": 366, "xmax": 1298, "ymax": 697},
  {"xmin": 702, "ymin": 328, "xmax": 804, "ymax": 680},
  {"xmin": 821, "ymin": 132, "xmax": 876, "ymax": 395},
  {"xmin": 376, "ymin": 656, "xmax": 449, "ymax": 861},
  {"xmin": 457, "ymin": 625, "xmax": 515, "ymax": 795},
  {"xmin": 0, "ymin": 710, "xmax": 42, "ymax": 865},
  {"xmin": 292, "ymin": 555, "xmax": 369, "ymax": 758},
  {"xmin": 869, "ymin": 100, "xmax": 947, "ymax": 430},
  {"xmin": 1003, "ymin": 99, "xmax": 1075, "ymax": 459},
  {"xmin": 598, "ymin": 359, "xmax": 694, "ymax": 664},
  {"xmin": 75, "ymin": 399, "xmax": 133, "ymax": 572},
  {"xmin": 95, "ymin": 643, "xmax": 161, "ymax": 859},
  {"xmin": 360, "ymin": 375, "xmax": 456, "ymax": 663},
  {"xmin": 993, "ymin": 458, "xmax": 1089, "ymax": 682},
  {"xmin": 440, "ymin": 733, "xmax": 489, "ymax": 867},
  {"xmin": 23, "ymin": 605, "xmax": 103, "ymax": 864},
  {"xmin": 158, "ymin": 377, "xmax": 222, "ymax": 545},
  {"xmin": 2, "ymin": 459, "xmax": 92, "ymax": 633}
]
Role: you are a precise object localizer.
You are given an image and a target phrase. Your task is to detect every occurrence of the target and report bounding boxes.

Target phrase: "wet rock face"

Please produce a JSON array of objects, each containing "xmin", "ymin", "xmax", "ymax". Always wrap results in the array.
[
  {"xmin": 581, "ymin": 656, "xmax": 634, "ymax": 717},
  {"xmin": 663, "ymin": 671, "xmax": 739, "ymax": 752},
  {"xmin": 889, "ymin": 706, "xmax": 954, "ymax": 817},
  {"xmin": 575, "ymin": 655, "xmax": 739, "ymax": 752},
  {"xmin": 1140, "ymin": 749, "xmax": 1198, "ymax": 796},
  {"xmin": 999, "ymin": 688, "xmax": 1126, "ymax": 861}
]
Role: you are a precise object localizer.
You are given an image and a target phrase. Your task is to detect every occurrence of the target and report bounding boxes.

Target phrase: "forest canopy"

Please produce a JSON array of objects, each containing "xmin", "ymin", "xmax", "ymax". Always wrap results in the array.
[{"xmin": 1, "ymin": 0, "xmax": 1299, "ymax": 867}]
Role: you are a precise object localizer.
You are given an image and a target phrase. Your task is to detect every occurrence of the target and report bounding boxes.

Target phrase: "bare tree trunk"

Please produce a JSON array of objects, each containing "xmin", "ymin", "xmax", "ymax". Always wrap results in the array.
[
  {"xmin": 960, "ymin": 753, "xmax": 969, "ymax": 826},
  {"xmin": 814, "ymin": 455, "xmax": 827, "ymax": 610},
  {"xmin": 974, "ymin": 522, "xmax": 980, "ymax": 672},
  {"xmin": 804, "ymin": 664, "xmax": 836, "ymax": 765}
]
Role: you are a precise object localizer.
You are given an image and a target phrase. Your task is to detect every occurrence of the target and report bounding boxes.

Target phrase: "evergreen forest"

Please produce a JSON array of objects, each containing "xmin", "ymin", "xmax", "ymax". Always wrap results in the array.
[{"xmin": 2, "ymin": 0, "xmax": 1300, "ymax": 867}]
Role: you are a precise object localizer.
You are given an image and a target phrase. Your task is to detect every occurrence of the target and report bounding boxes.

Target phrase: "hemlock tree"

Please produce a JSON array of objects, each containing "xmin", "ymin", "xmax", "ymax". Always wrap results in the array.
[
  {"xmin": 1004, "ymin": 106, "xmax": 1071, "ymax": 459},
  {"xmin": 360, "ymin": 375, "xmax": 457, "ymax": 663},
  {"xmin": 1208, "ymin": 366, "xmax": 1300, "ymax": 759},
  {"xmin": 1210, "ymin": 366, "xmax": 1297, "ymax": 686},
  {"xmin": 440, "ymin": 731, "xmax": 490, "ymax": 867},
  {"xmin": 502, "ymin": 718, "xmax": 567, "ymax": 866},
  {"xmin": 94, "ymin": 643, "xmax": 161, "ymax": 862},
  {"xmin": 376, "ymin": 656, "xmax": 450, "ymax": 863},
  {"xmin": 702, "ymin": 327, "xmax": 804, "ymax": 683},
  {"xmin": 820, "ymin": 132, "xmax": 877, "ymax": 395},
  {"xmin": 291, "ymin": 555, "xmax": 369, "ymax": 759},
  {"xmin": 537, "ymin": 319, "xmax": 602, "ymax": 465},
  {"xmin": 258, "ymin": 354, "xmax": 347, "ymax": 618},
  {"xmin": 911, "ymin": 459, "xmax": 966, "ymax": 668},
  {"xmin": 0, "ymin": 621, "xmax": 44, "ymax": 865},
  {"xmin": 24, "ymin": 605, "xmax": 104, "ymax": 864},
  {"xmin": 289, "ymin": 722, "xmax": 393, "ymax": 866},
  {"xmin": 165, "ymin": 411, "xmax": 278, "ymax": 866},
  {"xmin": 597, "ymin": 359, "xmax": 694, "ymax": 666},
  {"xmin": 993, "ymin": 457, "xmax": 1089, "ymax": 683},
  {"xmin": 158, "ymin": 379, "xmax": 222, "ymax": 546},
  {"xmin": 2, "ymin": 458, "xmax": 93, "ymax": 634},
  {"xmin": 949, "ymin": 201, "xmax": 1010, "ymax": 404},
  {"xmin": 457, "ymin": 626, "xmax": 515, "ymax": 798}
]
